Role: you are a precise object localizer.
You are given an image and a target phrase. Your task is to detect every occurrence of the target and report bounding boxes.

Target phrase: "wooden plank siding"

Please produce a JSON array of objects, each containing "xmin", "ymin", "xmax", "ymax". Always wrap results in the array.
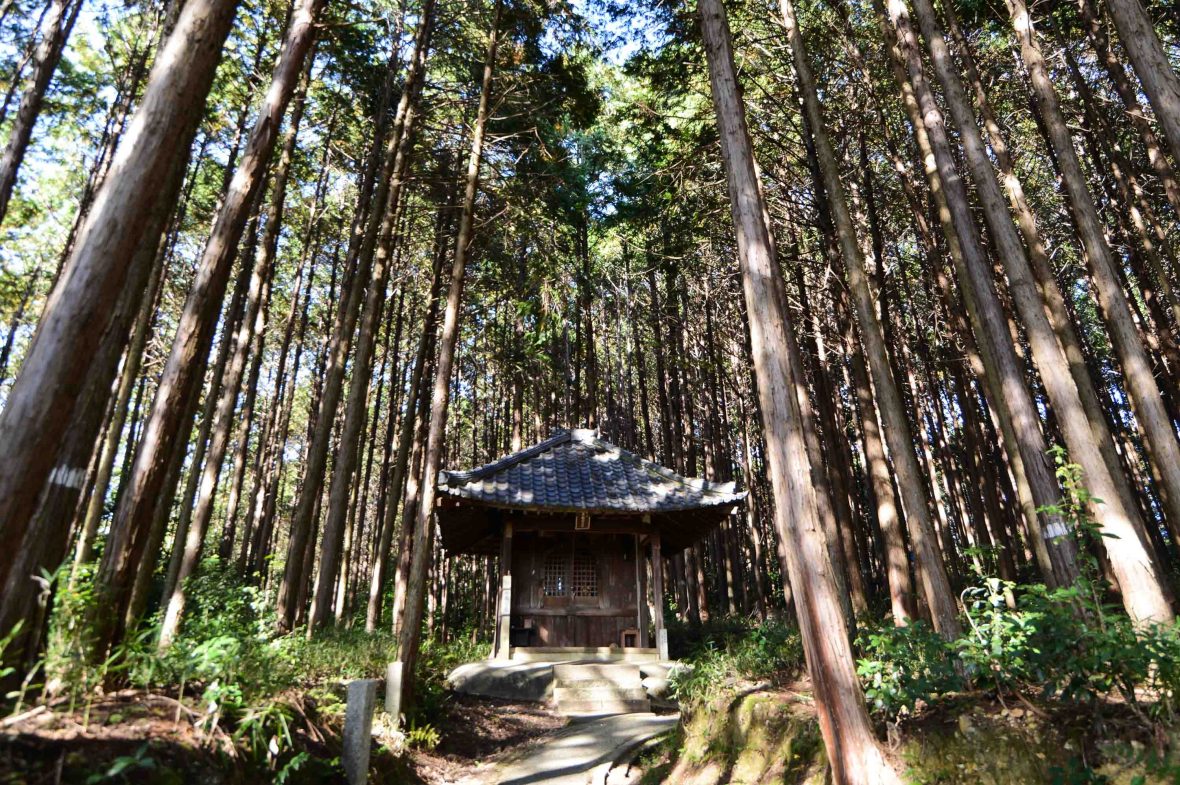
[{"xmin": 510, "ymin": 531, "xmax": 642, "ymax": 648}]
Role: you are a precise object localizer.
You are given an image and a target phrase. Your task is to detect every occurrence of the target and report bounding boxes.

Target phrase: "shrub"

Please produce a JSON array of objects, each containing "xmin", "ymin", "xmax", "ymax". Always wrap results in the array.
[
  {"xmin": 855, "ymin": 454, "xmax": 1180, "ymax": 725},
  {"xmin": 855, "ymin": 620, "xmax": 962, "ymax": 718},
  {"xmin": 669, "ymin": 617, "xmax": 804, "ymax": 706}
]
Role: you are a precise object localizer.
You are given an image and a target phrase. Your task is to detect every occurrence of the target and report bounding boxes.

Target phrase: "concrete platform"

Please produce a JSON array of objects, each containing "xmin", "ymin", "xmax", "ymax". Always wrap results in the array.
[
  {"xmin": 490, "ymin": 712, "xmax": 680, "ymax": 785},
  {"xmin": 448, "ymin": 657, "xmax": 682, "ymax": 705},
  {"xmin": 510, "ymin": 647, "xmax": 662, "ymax": 664}
]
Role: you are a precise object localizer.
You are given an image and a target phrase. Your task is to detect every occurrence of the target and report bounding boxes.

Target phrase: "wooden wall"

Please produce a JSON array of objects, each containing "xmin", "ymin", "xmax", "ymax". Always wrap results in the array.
[{"xmin": 510, "ymin": 531, "xmax": 641, "ymax": 648}]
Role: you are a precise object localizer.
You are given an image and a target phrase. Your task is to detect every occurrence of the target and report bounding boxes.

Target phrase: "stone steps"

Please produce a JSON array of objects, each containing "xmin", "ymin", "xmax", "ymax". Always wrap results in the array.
[
  {"xmin": 553, "ymin": 661, "xmax": 651, "ymax": 717},
  {"xmin": 511, "ymin": 646, "xmax": 662, "ymax": 663}
]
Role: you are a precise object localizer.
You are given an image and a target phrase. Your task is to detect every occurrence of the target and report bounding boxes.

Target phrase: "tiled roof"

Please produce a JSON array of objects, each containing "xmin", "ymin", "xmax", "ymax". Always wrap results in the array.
[{"xmin": 437, "ymin": 429, "xmax": 745, "ymax": 514}]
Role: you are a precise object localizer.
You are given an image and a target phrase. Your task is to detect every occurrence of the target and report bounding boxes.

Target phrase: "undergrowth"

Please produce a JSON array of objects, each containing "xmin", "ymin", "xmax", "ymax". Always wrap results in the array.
[
  {"xmin": 668, "ymin": 616, "xmax": 805, "ymax": 706},
  {"xmin": 856, "ymin": 452, "xmax": 1180, "ymax": 735},
  {"xmin": 670, "ymin": 454, "xmax": 1180, "ymax": 758},
  {"xmin": 6, "ymin": 557, "xmax": 489, "ymax": 780}
]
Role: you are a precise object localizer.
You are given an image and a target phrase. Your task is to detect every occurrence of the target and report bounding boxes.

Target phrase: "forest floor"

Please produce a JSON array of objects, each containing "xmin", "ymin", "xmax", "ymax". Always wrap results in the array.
[
  {"xmin": 409, "ymin": 694, "xmax": 567, "ymax": 784},
  {"xmin": 4, "ymin": 681, "xmax": 1174, "ymax": 783},
  {"xmin": 0, "ymin": 690, "xmax": 567, "ymax": 784}
]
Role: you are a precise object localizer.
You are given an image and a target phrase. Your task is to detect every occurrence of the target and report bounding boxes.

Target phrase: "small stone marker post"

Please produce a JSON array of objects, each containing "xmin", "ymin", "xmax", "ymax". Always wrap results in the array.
[
  {"xmin": 343, "ymin": 678, "xmax": 378, "ymax": 785},
  {"xmin": 385, "ymin": 660, "xmax": 404, "ymax": 718}
]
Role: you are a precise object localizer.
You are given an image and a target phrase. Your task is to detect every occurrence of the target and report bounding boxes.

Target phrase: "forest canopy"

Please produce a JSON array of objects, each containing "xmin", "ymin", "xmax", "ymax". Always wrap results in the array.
[{"xmin": 1, "ymin": 0, "xmax": 1180, "ymax": 780}]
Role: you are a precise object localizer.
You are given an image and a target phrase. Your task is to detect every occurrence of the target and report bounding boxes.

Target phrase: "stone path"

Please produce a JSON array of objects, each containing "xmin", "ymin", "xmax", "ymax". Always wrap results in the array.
[{"xmin": 487, "ymin": 713, "xmax": 679, "ymax": 785}]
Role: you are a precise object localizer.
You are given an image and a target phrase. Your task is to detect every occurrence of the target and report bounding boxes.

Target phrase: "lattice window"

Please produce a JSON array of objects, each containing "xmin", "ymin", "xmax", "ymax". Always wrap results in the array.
[
  {"xmin": 571, "ymin": 550, "xmax": 598, "ymax": 597},
  {"xmin": 543, "ymin": 549, "xmax": 597, "ymax": 598},
  {"xmin": 543, "ymin": 553, "xmax": 567, "ymax": 597}
]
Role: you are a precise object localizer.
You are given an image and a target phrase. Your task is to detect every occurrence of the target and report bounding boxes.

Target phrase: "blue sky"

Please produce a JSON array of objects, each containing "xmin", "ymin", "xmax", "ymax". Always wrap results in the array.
[{"xmin": 569, "ymin": 0, "xmax": 670, "ymax": 65}]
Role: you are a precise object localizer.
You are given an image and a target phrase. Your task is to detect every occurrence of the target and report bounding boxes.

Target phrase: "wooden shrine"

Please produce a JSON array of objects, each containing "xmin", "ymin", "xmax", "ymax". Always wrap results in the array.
[{"xmin": 436, "ymin": 428, "xmax": 745, "ymax": 660}]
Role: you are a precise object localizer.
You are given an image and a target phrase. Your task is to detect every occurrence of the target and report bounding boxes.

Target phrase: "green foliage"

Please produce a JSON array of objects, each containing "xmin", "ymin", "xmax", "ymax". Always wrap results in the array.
[
  {"xmin": 84, "ymin": 743, "xmax": 161, "ymax": 784},
  {"xmin": 857, "ymin": 456, "xmax": 1180, "ymax": 725},
  {"xmin": 668, "ymin": 617, "xmax": 804, "ymax": 706},
  {"xmin": 411, "ymin": 633, "xmax": 491, "ymax": 724},
  {"xmin": 856, "ymin": 621, "xmax": 963, "ymax": 717},
  {"xmin": 405, "ymin": 721, "xmax": 442, "ymax": 751}
]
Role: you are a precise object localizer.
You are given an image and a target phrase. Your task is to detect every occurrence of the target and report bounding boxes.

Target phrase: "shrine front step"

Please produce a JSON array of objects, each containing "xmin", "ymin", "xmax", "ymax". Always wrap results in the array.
[
  {"xmin": 553, "ymin": 662, "xmax": 651, "ymax": 716},
  {"xmin": 511, "ymin": 646, "xmax": 662, "ymax": 664}
]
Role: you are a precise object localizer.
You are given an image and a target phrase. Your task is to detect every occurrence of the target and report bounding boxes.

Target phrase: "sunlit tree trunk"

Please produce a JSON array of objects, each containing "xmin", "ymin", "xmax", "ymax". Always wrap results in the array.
[
  {"xmin": 783, "ymin": 0, "xmax": 958, "ymax": 637},
  {"xmin": 0, "ymin": 0, "xmax": 241, "ymax": 640},
  {"xmin": 0, "ymin": 0, "xmax": 82, "ymax": 226},
  {"xmin": 396, "ymin": 0, "xmax": 501, "ymax": 704},
  {"xmin": 1101, "ymin": 0, "xmax": 1180, "ymax": 168},
  {"xmin": 1007, "ymin": 0, "xmax": 1180, "ymax": 545},
  {"xmin": 698, "ymin": 1, "xmax": 900, "ymax": 781},
  {"xmin": 276, "ymin": 0, "xmax": 434, "ymax": 631},
  {"xmin": 93, "ymin": 0, "xmax": 327, "ymax": 657}
]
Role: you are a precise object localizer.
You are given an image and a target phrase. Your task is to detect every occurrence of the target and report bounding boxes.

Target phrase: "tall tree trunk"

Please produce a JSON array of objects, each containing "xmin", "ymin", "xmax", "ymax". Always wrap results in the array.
[
  {"xmin": 1008, "ymin": 0, "xmax": 1180, "ymax": 551},
  {"xmin": 783, "ymin": 0, "xmax": 959, "ymax": 637},
  {"xmin": 276, "ymin": 0, "xmax": 434, "ymax": 631},
  {"xmin": 306, "ymin": 62, "xmax": 427, "ymax": 632},
  {"xmin": 0, "ymin": 0, "xmax": 82, "ymax": 225},
  {"xmin": 92, "ymin": 0, "xmax": 326, "ymax": 658},
  {"xmin": 366, "ymin": 187, "xmax": 452, "ymax": 632},
  {"xmin": 160, "ymin": 51, "xmax": 308, "ymax": 641},
  {"xmin": 900, "ymin": 0, "xmax": 1170, "ymax": 623},
  {"xmin": 1075, "ymin": 0, "xmax": 1180, "ymax": 220},
  {"xmin": 396, "ymin": 0, "xmax": 500, "ymax": 705},
  {"xmin": 875, "ymin": 0, "xmax": 1087, "ymax": 590},
  {"xmin": 1101, "ymin": 0, "xmax": 1180, "ymax": 168},
  {"xmin": 0, "ymin": 269, "xmax": 38, "ymax": 383},
  {"xmin": 73, "ymin": 254, "xmax": 165, "ymax": 573},
  {"xmin": 698, "ymin": 1, "xmax": 900, "ymax": 782},
  {"xmin": 0, "ymin": 0, "xmax": 240, "ymax": 619}
]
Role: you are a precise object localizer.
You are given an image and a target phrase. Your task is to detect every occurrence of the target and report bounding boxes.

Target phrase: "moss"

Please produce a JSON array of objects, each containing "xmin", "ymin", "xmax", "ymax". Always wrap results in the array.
[
  {"xmin": 728, "ymin": 694, "xmax": 824, "ymax": 784},
  {"xmin": 646, "ymin": 690, "xmax": 1180, "ymax": 785}
]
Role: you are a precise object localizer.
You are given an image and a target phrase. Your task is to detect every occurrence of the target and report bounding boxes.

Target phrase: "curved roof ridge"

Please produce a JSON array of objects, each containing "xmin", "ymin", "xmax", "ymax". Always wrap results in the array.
[
  {"xmin": 437, "ymin": 427, "xmax": 745, "ymax": 514},
  {"xmin": 439, "ymin": 429, "xmax": 572, "ymax": 486}
]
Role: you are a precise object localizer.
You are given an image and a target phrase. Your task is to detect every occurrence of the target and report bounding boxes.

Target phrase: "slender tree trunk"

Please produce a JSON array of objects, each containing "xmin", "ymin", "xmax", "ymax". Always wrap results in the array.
[
  {"xmin": 0, "ymin": 0, "xmax": 82, "ymax": 225},
  {"xmin": 366, "ymin": 191, "xmax": 452, "ymax": 632},
  {"xmin": 0, "ymin": 0, "xmax": 241, "ymax": 616},
  {"xmin": 73, "ymin": 255, "xmax": 165, "ymax": 573},
  {"xmin": 901, "ymin": 0, "xmax": 1171, "ymax": 623},
  {"xmin": 396, "ymin": 0, "xmax": 500, "ymax": 704},
  {"xmin": 276, "ymin": 0, "xmax": 434, "ymax": 631},
  {"xmin": 784, "ymin": 0, "xmax": 958, "ymax": 637},
  {"xmin": 160, "ymin": 52, "xmax": 306, "ymax": 641},
  {"xmin": 1102, "ymin": 0, "xmax": 1180, "ymax": 168},
  {"xmin": 1074, "ymin": 0, "xmax": 1180, "ymax": 221},
  {"xmin": 1008, "ymin": 0, "xmax": 1180, "ymax": 551},
  {"xmin": 876, "ymin": 0, "xmax": 1088, "ymax": 590},
  {"xmin": 0, "ymin": 270, "xmax": 38, "ymax": 383},
  {"xmin": 698, "ymin": 1, "xmax": 900, "ymax": 781},
  {"xmin": 92, "ymin": 0, "xmax": 327, "ymax": 657},
  {"xmin": 306, "ymin": 58, "xmax": 427, "ymax": 632}
]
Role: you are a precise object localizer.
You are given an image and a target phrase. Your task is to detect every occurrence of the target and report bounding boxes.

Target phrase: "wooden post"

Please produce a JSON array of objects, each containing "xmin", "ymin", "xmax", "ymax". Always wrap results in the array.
[
  {"xmin": 634, "ymin": 533, "xmax": 649, "ymax": 647},
  {"xmin": 650, "ymin": 533, "xmax": 667, "ymax": 660},
  {"xmin": 493, "ymin": 521, "xmax": 513, "ymax": 660}
]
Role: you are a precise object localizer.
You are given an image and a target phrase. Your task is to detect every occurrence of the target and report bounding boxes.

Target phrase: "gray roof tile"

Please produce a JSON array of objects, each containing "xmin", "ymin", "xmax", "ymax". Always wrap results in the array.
[{"xmin": 437, "ymin": 429, "xmax": 745, "ymax": 513}]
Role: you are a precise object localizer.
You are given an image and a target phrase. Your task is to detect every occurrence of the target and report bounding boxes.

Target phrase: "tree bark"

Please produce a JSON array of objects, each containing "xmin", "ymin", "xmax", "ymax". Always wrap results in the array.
[
  {"xmin": 0, "ymin": 0, "xmax": 241, "ymax": 615},
  {"xmin": 0, "ymin": 0, "xmax": 82, "ymax": 225},
  {"xmin": 276, "ymin": 0, "xmax": 434, "ymax": 631},
  {"xmin": 396, "ymin": 0, "xmax": 501, "ymax": 703},
  {"xmin": 783, "ymin": 0, "xmax": 958, "ymax": 637},
  {"xmin": 1008, "ymin": 0, "xmax": 1180, "ymax": 553},
  {"xmin": 698, "ymin": 1, "xmax": 900, "ymax": 782},
  {"xmin": 1102, "ymin": 0, "xmax": 1180, "ymax": 169},
  {"xmin": 92, "ymin": 0, "xmax": 326, "ymax": 657}
]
